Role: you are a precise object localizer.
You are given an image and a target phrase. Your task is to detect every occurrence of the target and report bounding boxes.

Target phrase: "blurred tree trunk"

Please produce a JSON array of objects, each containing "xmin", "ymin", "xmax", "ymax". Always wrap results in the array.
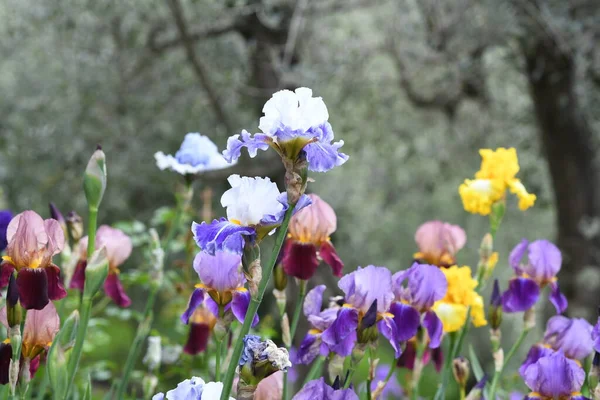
[{"xmin": 521, "ymin": 17, "xmax": 600, "ymax": 318}]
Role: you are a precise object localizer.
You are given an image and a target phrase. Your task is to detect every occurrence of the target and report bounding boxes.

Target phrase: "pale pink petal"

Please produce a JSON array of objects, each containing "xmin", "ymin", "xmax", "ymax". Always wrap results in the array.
[
  {"xmin": 23, "ymin": 302, "xmax": 60, "ymax": 348},
  {"xmin": 415, "ymin": 221, "xmax": 444, "ymax": 258},
  {"xmin": 6, "ymin": 211, "xmax": 48, "ymax": 267},
  {"xmin": 43, "ymin": 219, "xmax": 65, "ymax": 256},
  {"xmin": 288, "ymin": 194, "xmax": 337, "ymax": 244},
  {"xmin": 444, "ymin": 223, "xmax": 467, "ymax": 254},
  {"xmin": 254, "ymin": 371, "xmax": 283, "ymax": 400},
  {"xmin": 78, "ymin": 236, "xmax": 89, "ymax": 260},
  {"xmin": 95, "ymin": 225, "xmax": 132, "ymax": 267}
]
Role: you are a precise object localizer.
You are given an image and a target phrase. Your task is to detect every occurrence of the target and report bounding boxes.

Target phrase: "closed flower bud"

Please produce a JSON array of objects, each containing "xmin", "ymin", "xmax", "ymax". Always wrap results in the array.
[
  {"xmin": 83, "ymin": 248, "xmax": 109, "ymax": 299},
  {"xmin": 83, "ymin": 147, "xmax": 107, "ymax": 210},
  {"xmin": 66, "ymin": 211, "xmax": 84, "ymax": 243},
  {"xmin": 273, "ymin": 264, "xmax": 287, "ymax": 291},
  {"xmin": 524, "ymin": 307, "xmax": 536, "ymax": 331},
  {"xmin": 489, "ymin": 280, "xmax": 503, "ymax": 330},
  {"xmin": 6, "ymin": 274, "xmax": 21, "ymax": 328},
  {"xmin": 452, "ymin": 357, "xmax": 470, "ymax": 388}
]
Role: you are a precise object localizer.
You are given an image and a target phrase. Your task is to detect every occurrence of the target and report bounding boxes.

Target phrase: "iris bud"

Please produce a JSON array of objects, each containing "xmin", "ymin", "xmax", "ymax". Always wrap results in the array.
[
  {"xmin": 83, "ymin": 248, "xmax": 109, "ymax": 299},
  {"xmin": 83, "ymin": 146, "xmax": 107, "ymax": 210},
  {"xmin": 452, "ymin": 356, "xmax": 470, "ymax": 388},
  {"xmin": 66, "ymin": 211, "xmax": 84, "ymax": 243}
]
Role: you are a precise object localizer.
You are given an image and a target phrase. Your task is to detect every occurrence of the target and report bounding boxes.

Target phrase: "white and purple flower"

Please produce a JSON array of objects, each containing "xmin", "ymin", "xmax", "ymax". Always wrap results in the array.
[
  {"xmin": 501, "ymin": 239, "xmax": 567, "ymax": 314},
  {"xmin": 154, "ymin": 133, "xmax": 233, "ymax": 175},
  {"xmin": 152, "ymin": 376, "xmax": 234, "ymax": 400},
  {"xmin": 391, "ymin": 263, "xmax": 448, "ymax": 350},
  {"xmin": 192, "ymin": 175, "xmax": 310, "ymax": 255},
  {"xmin": 223, "ymin": 88, "xmax": 348, "ymax": 173},
  {"xmin": 181, "ymin": 250, "xmax": 257, "ymax": 328}
]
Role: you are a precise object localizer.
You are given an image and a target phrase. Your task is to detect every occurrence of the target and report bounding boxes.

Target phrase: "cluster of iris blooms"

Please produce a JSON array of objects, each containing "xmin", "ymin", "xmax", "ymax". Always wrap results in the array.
[{"xmin": 0, "ymin": 87, "xmax": 598, "ymax": 400}]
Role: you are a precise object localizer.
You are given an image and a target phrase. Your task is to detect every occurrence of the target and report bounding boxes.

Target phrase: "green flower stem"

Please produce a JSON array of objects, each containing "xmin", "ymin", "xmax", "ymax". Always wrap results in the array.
[
  {"xmin": 366, "ymin": 347, "xmax": 375, "ymax": 400},
  {"xmin": 283, "ymin": 279, "xmax": 308, "ymax": 400},
  {"xmin": 411, "ymin": 337, "xmax": 427, "ymax": 400},
  {"xmin": 219, "ymin": 206, "xmax": 296, "ymax": 400},
  {"xmin": 343, "ymin": 356, "xmax": 362, "ymax": 390},
  {"xmin": 63, "ymin": 206, "xmax": 97, "ymax": 400},
  {"xmin": 215, "ymin": 306, "xmax": 225, "ymax": 382},
  {"xmin": 303, "ymin": 356, "xmax": 326, "ymax": 386},
  {"xmin": 434, "ymin": 322, "xmax": 469, "ymax": 400},
  {"xmin": 488, "ymin": 328, "xmax": 530, "ymax": 400}
]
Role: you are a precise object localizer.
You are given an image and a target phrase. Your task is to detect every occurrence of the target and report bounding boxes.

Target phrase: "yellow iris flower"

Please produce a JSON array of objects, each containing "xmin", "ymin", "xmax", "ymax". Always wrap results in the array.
[
  {"xmin": 432, "ymin": 265, "xmax": 487, "ymax": 332},
  {"xmin": 459, "ymin": 148, "xmax": 536, "ymax": 215}
]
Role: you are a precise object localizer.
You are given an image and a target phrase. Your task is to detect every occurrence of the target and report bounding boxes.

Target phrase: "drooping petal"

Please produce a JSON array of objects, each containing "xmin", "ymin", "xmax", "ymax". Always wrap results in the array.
[
  {"xmin": 423, "ymin": 311, "xmax": 444, "ymax": 349},
  {"xmin": 296, "ymin": 333, "xmax": 321, "ymax": 364},
  {"xmin": 181, "ymin": 288, "xmax": 206, "ymax": 325},
  {"xmin": 69, "ymin": 260, "xmax": 87, "ymax": 291},
  {"xmin": 377, "ymin": 316, "xmax": 402, "ymax": 358},
  {"xmin": 183, "ymin": 323, "xmax": 212, "ymax": 355},
  {"xmin": 508, "ymin": 239, "xmax": 528, "ymax": 275},
  {"xmin": 191, "ymin": 218, "xmax": 256, "ymax": 256},
  {"xmin": 17, "ymin": 268, "xmax": 49, "ymax": 310},
  {"xmin": 549, "ymin": 281, "xmax": 568, "ymax": 314},
  {"xmin": 526, "ymin": 240, "xmax": 562, "ymax": 283},
  {"xmin": 103, "ymin": 273, "xmax": 132, "ymax": 308},
  {"xmin": 303, "ymin": 136, "xmax": 348, "ymax": 173},
  {"xmin": 231, "ymin": 290, "xmax": 259, "ymax": 327},
  {"xmin": 338, "ymin": 266, "xmax": 394, "ymax": 313},
  {"xmin": 388, "ymin": 302, "xmax": 420, "ymax": 342},
  {"xmin": 319, "ymin": 241, "xmax": 344, "ymax": 277},
  {"xmin": 192, "ymin": 251, "xmax": 244, "ymax": 293},
  {"xmin": 522, "ymin": 352, "xmax": 584, "ymax": 398},
  {"xmin": 304, "ymin": 285, "xmax": 326, "ymax": 317},
  {"xmin": 282, "ymin": 241, "xmax": 319, "ymax": 280},
  {"xmin": 321, "ymin": 307, "xmax": 359, "ymax": 357},
  {"xmin": 501, "ymin": 278, "xmax": 540, "ymax": 313},
  {"xmin": 432, "ymin": 347, "xmax": 444, "ymax": 372},
  {"xmin": 397, "ymin": 340, "xmax": 417, "ymax": 370},
  {"xmin": 222, "ymin": 130, "xmax": 270, "ymax": 163},
  {"xmin": 45, "ymin": 265, "xmax": 67, "ymax": 301},
  {"xmin": 0, "ymin": 263, "xmax": 15, "ymax": 288},
  {"xmin": 0, "ymin": 342, "xmax": 11, "ymax": 385}
]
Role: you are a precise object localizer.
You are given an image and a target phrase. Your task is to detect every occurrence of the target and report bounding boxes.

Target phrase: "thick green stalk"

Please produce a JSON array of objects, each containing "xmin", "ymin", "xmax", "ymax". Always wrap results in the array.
[
  {"xmin": 219, "ymin": 207, "xmax": 296, "ymax": 400},
  {"xmin": 215, "ymin": 306, "xmax": 225, "ymax": 382},
  {"xmin": 488, "ymin": 329, "xmax": 530, "ymax": 399},
  {"xmin": 283, "ymin": 280, "xmax": 308, "ymax": 400},
  {"xmin": 63, "ymin": 207, "xmax": 97, "ymax": 400},
  {"xmin": 303, "ymin": 356, "xmax": 326, "ymax": 386}
]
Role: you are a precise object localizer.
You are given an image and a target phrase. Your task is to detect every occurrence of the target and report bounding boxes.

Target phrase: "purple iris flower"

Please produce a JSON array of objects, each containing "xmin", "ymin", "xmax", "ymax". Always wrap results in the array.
[
  {"xmin": 181, "ymin": 251, "xmax": 258, "ymax": 327},
  {"xmin": 391, "ymin": 263, "xmax": 448, "ymax": 349},
  {"xmin": 296, "ymin": 285, "xmax": 339, "ymax": 364},
  {"xmin": 223, "ymin": 88, "xmax": 348, "ymax": 173},
  {"xmin": 501, "ymin": 239, "xmax": 567, "ymax": 314},
  {"xmin": 191, "ymin": 175, "xmax": 311, "ymax": 255},
  {"xmin": 520, "ymin": 316, "xmax": 593, "ymax": 376},
  {"xmin": 291, "ymin": 377, "xmax": 358, "ymax": 400},
  {"xmin": 593, "ymin": 317, "xmax": 600, "ymax": 353},
  {"xmin": 521, "ymin": 352, "xmax": 587, "ymax": 399},
  {"xmin": 321, "ymin": 266, "xmax": 405, "ymax": 358},
  {"xmin": 0, "ymin": 210, "xmax": 13, "ymax": 252},
  {"xmin": 370, "ymin": 365, "xmax": 403, "ymax": 399}
]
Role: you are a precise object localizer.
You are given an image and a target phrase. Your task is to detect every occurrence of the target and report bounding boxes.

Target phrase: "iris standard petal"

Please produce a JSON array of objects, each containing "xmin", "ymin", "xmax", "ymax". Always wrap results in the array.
[
  {"xmin": 338, "ymin": 266, "xmax": 394, "ymax": 313},
  {"xmin": 509, "ymin": 239, "xmax": 529, "ymax": 274},
  {"xmin": 304, "ymin": 285, "xmax": 326, "ymax": 317},
  {"xmin": 519, "ymin": 344, "xmax": 555, "ymax": 377},
  {"xmin": 526, "ymin": 240, "xmax": 562, "ymax": 283},
  {"xmin": 544, "ymin": 316, "xmax": 592, "ymax": 360},
  {"xmin": 192, "ymin": 251, "xmax": 243, "ymax": 293}
]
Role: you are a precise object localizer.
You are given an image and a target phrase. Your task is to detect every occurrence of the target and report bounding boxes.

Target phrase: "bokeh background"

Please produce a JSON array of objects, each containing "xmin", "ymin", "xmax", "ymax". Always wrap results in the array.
[{"xmin": 1, "ymin": 0, "xmax": 599, "ymax": 398}]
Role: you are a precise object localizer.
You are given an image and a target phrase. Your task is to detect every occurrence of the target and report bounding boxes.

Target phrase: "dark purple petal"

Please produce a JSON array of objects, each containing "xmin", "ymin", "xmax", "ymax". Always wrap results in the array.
[
  {"xmin": 181, "ymin": 288, "xmax": 205, "ymax": 324},
  {"xmin": 104, "ymin": 273, "xmax": 131, "ymax": 308},
  {"xmin": 296, "ymin": 333, "xmax": 321, "ymax": 364},
  {"xmin": 544, "ymin": 316, "xmax": 593, "ymax": 360},
  {"xmin": 490, "ymin": 279, "xmax": 502, "ymax": 307},
  {"xmin": 519, "ymin": 344, "xmax": 555, "ymax": 377},
  {"xmin": 191, "ymin": 218, "xmax": 256, "ymax": 255},
  {"xmin": 397, "ymin": 341, "xmax": 416, "ymax": 370},
  {"xmin": 69, "ymin": 260, "xmax": 87, "ymax": 291},
  {"xmin": 509, "ymin": 239, "xmax": 529, "ymax": 274},
  {"xmin": 304, "ymin": 285, "xmax": 326, "ymax": 317},
  {"xmin": 232, "ymin": 289, "xmax": 259, "ymax": 327},
  {"xmin": 432, "ymin": 347, "xmax": 444, "ymax": 372},
  {"xmin": 522, "ymin": 351, "xmax": 584, "ymax": 397},
  {"xmin": 17, "ymin": 268, "xmax": 49, "ymax": 310},
  {"xmin": 388, "ymin": 302, "xmax": 420, "ymax": 342},
  {"xmin": 45, "ymin": 265, "xmax": 67, "ymax": 301},
  {"xmin": 321, "ymin": 307, "xmax": 359, "ymax": 357},
  {"xmin": 501, "ymin": 278, "xmax": 540, "ymax": 313},
  {"xmin": 0, "ymin": 263, "xmax": 15, "ymax": 288},
  {"xmin": 0, "ymin": 210, "xmax": 13, "ymax": 252},
  {"xmin": 549, "ymin": 281, "xmax": 568, "ymax": 314},
  {"xmin": 183, "ymin": 323, "xmax": 211, "ymax": 355},
  {"xmin": 0, "ymin": 342, "xmax": 10, "ymax": 384},
  {"xmin": 423, "ymin": 311, "xmax": 444, "ymax": 349},
  {"xmin": 526, "ymin": 240, "xmax": 562, "ymax": 283},
  {"xmin": 282, "ymin": 241, "xmax": 319, "ymax": 280},
  {"xmin": 338, "ymin": 266, "xmax": 394, "ymax": 313},
  {"xmin": 319, "ymin": 241, "xmax": 344, "ymax": 277},
  {"xmin": 377, "ymin": 316, "xmax": 401, "ymax": 358},
  {"xmin": 192, "ymin": 251, "xmax": 243, "ymax": 293}
]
